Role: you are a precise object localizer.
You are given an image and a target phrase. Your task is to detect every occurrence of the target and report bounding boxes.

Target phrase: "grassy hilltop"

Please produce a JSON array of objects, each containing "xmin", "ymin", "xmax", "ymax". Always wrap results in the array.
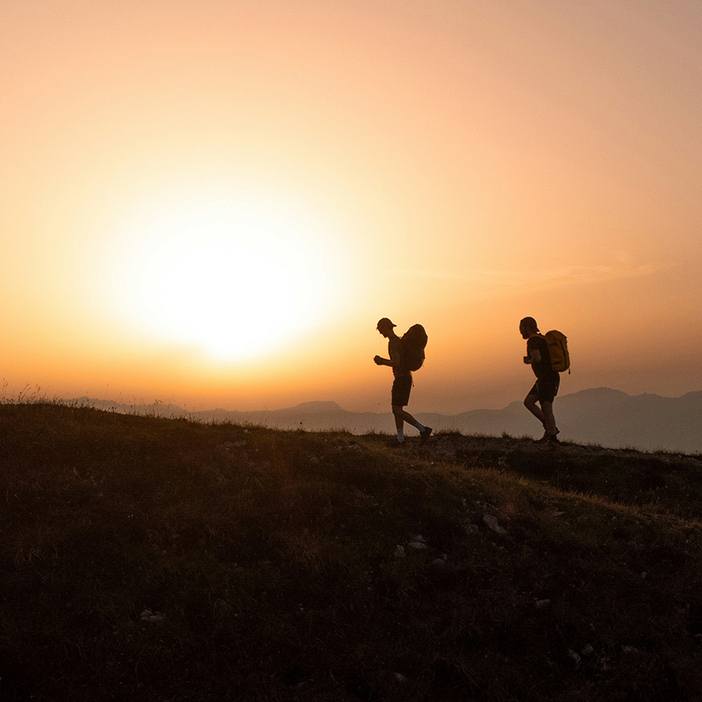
[{"xmin": 2, "ymin": 403, "xmax": 702, "ymax": 701}]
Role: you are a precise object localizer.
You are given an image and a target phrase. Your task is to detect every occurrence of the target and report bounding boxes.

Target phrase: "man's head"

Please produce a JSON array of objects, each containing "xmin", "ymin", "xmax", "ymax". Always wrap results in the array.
[
  {"xmin": 376, "ymin": 317, "xmax": 396, "ymax": 338},
  {"xmin": 519, "ymin": 317, "xmax": 539, "ymax": 339}
]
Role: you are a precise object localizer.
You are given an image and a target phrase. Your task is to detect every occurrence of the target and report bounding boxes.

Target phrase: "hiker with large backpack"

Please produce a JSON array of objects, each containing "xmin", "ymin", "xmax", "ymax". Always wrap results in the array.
[
  {"xmin": 519, "ymin": 317, "xmax": 569, "ymax": 444},
  {"xmin": 374, "ymin": 317, "xmax": 432, "ymax": 446}
]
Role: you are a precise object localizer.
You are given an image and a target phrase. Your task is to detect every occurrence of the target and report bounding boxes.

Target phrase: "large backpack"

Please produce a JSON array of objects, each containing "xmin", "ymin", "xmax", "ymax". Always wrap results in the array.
[
  {"xmin": 544, "ymin": 330, "xmax": 570, "ymax": 373},
  {"xmin": 401, "ymin": 324, "xmax": 428, "ymax": 371}
]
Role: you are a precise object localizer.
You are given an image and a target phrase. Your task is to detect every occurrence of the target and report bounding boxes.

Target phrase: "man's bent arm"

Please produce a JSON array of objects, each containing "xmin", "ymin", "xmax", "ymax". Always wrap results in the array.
[{"xmin": 524, "ymin": 348, "xmax": 541, "ymax": 365}]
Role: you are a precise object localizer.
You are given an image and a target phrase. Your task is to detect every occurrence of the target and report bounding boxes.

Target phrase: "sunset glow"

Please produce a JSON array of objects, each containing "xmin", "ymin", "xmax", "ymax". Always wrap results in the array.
[
  {"xmin": 104, "ymin": 190, "xmax": 339, "ymax": 360},
  {"xmin": 2, "ymin": 0, "xmax": 702, "ymax": 413}
]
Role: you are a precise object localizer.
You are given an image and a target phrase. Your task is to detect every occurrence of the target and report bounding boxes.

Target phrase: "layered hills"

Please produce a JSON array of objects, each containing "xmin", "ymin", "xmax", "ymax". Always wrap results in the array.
[{"xmin": 76, "ymin": 387, "xmax": 702, "ymax": 453}]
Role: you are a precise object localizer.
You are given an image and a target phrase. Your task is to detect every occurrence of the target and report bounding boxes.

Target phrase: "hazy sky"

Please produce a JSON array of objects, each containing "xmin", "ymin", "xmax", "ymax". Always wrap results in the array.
[{"xmin": 2, "ymin": 0, "xmax": 701, "ymax": 413}]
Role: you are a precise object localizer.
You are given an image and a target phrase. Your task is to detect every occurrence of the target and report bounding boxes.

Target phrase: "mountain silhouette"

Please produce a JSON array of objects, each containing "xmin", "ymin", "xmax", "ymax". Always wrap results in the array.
[{"xmin": 72, "ymin": 388, "xmax": 702, "ymax": 453}]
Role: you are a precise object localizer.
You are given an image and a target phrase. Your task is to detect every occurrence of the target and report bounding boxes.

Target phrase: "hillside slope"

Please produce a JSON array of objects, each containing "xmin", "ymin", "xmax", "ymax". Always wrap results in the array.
[
  {"xmin": 2, "ymin": 403, "xmax": 702, "ymax": 701},
  {"xmin": 75, "ymin": 387, "xmax": 702, "ymax": 453}
]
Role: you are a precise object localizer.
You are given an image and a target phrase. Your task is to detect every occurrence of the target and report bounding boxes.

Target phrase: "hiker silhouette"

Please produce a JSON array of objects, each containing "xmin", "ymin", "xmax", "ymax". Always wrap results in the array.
[
  {"xmin": 374, "ymin": 317, "xmax": 432, "ymax": 446},
  {"xmin": 519, "ymin": 317, "xmax": 560, "ymax": 443}
]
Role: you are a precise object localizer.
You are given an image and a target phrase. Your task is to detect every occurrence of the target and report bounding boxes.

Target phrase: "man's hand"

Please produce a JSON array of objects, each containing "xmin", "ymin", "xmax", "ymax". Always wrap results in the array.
[
  {"xmin": 374, "ymin": 355, "xmax": 387, "ymax": 366},
  {"xmin": 523, "ymin": 355, "xmax": 531, "ymax": 364}
]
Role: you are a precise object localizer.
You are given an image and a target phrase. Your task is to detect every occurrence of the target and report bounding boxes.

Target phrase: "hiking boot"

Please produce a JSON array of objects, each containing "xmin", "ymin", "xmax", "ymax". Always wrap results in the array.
[
  {"xmin": 419, "ymin": 426, "xmax": 433, "ymax": 446},
  {"xmin": 537, "ymin": 428, "xmax": 560, "ymax": 442}
]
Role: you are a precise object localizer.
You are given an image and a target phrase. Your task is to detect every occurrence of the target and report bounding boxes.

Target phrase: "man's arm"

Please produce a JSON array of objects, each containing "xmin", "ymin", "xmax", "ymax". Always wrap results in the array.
[
  {"xmin": 524, "ymin": 348, "xmax": 541, "ymax": 364},
  {"xmin": 523, "ymin": 339, "xmax": 541, "ymax": 365},
  {"xmin": 375, "ymin": 339, "xmax": 402, "ymax": 368}
]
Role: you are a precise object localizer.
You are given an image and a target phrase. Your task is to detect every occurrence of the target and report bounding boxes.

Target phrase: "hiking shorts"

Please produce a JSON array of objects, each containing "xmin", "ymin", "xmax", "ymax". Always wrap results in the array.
[
  {"xmin": 391, "ymin": 373, "xmax": 413, "ymax": 407},
  {"xmin": 528, "ymin": 375, "xmax": 560, "ymax": 404}
]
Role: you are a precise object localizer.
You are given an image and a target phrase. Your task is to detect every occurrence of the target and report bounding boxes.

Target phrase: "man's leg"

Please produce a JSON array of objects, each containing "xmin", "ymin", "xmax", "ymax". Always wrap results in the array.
[
  {"xmin": 392, "ymin": 405, "xmax": 432, "ymax": 444},
  {"xmin": 392, "ymin": 405, "xmax": 406, "ymax": 442},
  {"xmin": 538, "ymin": 376, "xmax": 560, "ymax": 441},
  {"xmin": 524, "ymin": 387, "xmax": 545, "ymax": 425},
  {"xmin": 394, "ymin": 406, "xmax": 418, "ymax": 425},
  {"xmin": 392, "ymin": 376, "xmax": 414, "ymax": 443},
  {"xmin": 540, "ymin": 400, "xmax": 557, "ymax": 436},
  {"xmin": 393, "ymin": 405, "xmax": 419, "ymax": 442},
  {"xmin": 391, "ymin": 375, "xmax": 431, "ymax": 444}
]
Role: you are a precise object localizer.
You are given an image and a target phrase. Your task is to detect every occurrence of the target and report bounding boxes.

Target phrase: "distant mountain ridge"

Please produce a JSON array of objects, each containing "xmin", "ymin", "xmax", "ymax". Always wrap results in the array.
[{"xmin": 72, "ymin": 387, "xmax": 702, "ymax": 454}]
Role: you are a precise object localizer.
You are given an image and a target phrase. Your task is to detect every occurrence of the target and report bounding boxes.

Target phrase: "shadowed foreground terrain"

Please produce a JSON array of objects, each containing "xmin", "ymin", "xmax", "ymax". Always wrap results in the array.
[{"xmin": 2, "ymin": 402, "xmax": 702, "ymax": 701}]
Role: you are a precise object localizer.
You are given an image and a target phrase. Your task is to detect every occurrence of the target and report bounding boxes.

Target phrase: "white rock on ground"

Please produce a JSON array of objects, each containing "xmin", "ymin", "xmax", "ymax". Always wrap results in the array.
[{"xmin": 483, "ymin": 515, "xmax": 507, "ymax": 534}]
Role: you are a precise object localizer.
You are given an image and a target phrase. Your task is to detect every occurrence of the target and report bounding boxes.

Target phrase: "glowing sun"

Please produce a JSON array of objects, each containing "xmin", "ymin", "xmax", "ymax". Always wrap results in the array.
[{"xmin": 109, "ymin": 191, "xmax": 339, "ymax": 360}]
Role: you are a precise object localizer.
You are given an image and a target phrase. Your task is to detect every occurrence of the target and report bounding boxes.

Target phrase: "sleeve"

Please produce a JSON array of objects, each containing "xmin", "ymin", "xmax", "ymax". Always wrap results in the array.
[{"xmin": 527, "ymin": 336, "xmax": 548, "ymax": 361}]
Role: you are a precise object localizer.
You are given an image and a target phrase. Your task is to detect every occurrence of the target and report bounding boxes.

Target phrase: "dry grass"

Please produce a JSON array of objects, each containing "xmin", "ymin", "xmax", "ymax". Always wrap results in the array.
[{"xmin": 1, "ymin": 402, "xmax": 702, "ymax": 701}]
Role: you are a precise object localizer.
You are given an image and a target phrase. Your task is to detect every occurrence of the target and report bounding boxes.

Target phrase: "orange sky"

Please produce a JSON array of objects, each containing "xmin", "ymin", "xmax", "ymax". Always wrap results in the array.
[{"xmin": 2, "ymin": 0, "xmax": 701, "ymax": 413}]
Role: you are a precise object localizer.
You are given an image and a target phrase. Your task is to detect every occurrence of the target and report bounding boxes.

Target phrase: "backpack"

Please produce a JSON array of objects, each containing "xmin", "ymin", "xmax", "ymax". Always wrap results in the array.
[
  {"xmin": 401, "ymin": 324, "xmax": 428, "ymax": 371},
  {"xmin": 544, "ymin": 330, "xmax": 570, "ymax": 373}
]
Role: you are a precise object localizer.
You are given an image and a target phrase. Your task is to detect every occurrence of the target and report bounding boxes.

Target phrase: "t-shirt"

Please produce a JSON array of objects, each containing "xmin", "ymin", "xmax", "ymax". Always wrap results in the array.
[
  {"xmin": 527, "ymin": 335, "xmax": 558, "ymax": 380},
  {"xmin": 389, "ymin": 336, "xmax": 411, "ymax": 377}
]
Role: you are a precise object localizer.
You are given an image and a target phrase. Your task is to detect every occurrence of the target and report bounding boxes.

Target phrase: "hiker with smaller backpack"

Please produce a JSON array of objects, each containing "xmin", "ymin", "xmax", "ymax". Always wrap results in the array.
[
  {"xmin": 374, "ymin": 317, "xmax": 432, "ymax": 446},
  {"xmin": 519, "ymin": 317, "xmax": 569, "ymax": 444}
]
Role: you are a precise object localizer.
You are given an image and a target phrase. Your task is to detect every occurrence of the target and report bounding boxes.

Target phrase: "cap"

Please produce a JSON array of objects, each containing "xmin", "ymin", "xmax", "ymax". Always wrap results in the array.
[
  {"xmin": 376, "ymin": 317, "xmax": 396, "ymax": 330},
  {"xmin": 519, "ymin": 317, "xmax": 539, "ymax": 331}
]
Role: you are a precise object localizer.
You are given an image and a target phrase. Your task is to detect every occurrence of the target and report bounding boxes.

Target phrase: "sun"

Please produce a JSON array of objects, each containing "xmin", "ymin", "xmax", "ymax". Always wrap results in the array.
[{"xmin": 107, "ymin": 189, "xmax": 340, "ymax": 360}]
